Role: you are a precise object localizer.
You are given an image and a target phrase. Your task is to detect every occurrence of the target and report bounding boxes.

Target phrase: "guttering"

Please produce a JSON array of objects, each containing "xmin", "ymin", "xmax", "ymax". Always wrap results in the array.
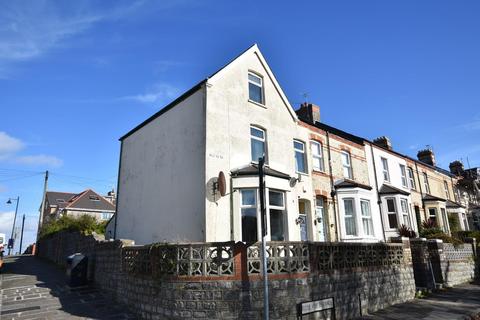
[
  {"xmin": 369, "ymin": 143, "xmax": 387, "ymax": 242},
  {"xmin": 326, "ymin": 131, "xmax": 339, "ymax": 241}
]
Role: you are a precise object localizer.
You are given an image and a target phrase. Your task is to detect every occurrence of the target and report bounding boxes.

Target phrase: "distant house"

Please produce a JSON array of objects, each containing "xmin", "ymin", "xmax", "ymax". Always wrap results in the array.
[{"xmin": 40, "ymin": 189, "xmax": 116, "ymax": 226}]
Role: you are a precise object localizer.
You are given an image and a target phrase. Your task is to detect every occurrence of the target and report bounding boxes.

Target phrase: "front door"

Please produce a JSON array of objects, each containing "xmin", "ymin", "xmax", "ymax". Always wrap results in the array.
[
  {"xmin": 298, "ymin": 200, "xmax": 308, "ymax": 241},
  {"xmin": 315, "ymin": 197, "xmax": 326, "ymax": 241}
]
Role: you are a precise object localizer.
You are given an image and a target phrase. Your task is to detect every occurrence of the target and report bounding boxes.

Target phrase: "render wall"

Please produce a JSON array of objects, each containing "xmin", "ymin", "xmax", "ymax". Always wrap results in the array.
[
  {"xmin": 204, "ymin": 50, "xmax": 316, "ymax": 242},
  {"xmin": 115, "ymin": 88, "xmax": 207, "ymax": 244}
]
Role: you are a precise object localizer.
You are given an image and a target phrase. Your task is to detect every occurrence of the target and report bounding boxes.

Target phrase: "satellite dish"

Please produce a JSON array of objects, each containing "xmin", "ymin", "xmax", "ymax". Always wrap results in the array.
[{"xmin": 218, "ymin": 171, "xmax": 226, "ymax": 197}]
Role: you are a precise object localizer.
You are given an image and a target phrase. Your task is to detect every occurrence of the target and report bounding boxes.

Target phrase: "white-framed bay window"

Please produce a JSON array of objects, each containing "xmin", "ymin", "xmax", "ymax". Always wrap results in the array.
[
  {"xmin": 238, "ymin": 187, "xmax": 288, "ymax": 242},
  {"xmin": 400, "ymin": 198, "xmax": 411, "ymax": 228},
  {"xmin": 310, "ymin": 141, "xmax": 324, "ymax": 172},
  {"xmin": 268, "ymin": 190, "xmax": 286, "ymax": 241},
  {"xmin": 240, "ymin": 189, "xmax": 258, "ymax": 242},
  {"xmin": 386, "ymin": 197, "xmax": 398, "ymax": 229},
  {"xmin": 360, "ymin": 199, "xmax": 374, "ymax": 236},
  {"xmin": 343, "ymin": 198, "xmax": 357, "ymax": 236}
]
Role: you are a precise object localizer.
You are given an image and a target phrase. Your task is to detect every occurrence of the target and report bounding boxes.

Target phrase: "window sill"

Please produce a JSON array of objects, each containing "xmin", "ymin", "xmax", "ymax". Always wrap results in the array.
[
  {"xmin": 248, "ymin": 99, "xmax": 267, "ymax": 109},
  {"xmin": 295, "ymin": 171, "xmax": 309, "ymax": 177}
]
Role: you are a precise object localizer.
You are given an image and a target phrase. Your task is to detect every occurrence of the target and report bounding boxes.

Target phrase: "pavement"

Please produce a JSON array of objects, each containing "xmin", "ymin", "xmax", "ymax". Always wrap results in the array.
[
  {"xmin": 0, "ymin": 255, "xmax": 136, "ymax": 320},
  {"xmin": 360, "ymin": 283, "xmax": 480, "ymax": 320}
]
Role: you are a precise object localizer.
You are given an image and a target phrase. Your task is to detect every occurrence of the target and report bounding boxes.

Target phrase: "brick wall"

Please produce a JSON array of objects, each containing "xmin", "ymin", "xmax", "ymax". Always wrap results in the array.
[{"xmin": 38, "ymin": 233, "xmax": 416, "ymax": 319}]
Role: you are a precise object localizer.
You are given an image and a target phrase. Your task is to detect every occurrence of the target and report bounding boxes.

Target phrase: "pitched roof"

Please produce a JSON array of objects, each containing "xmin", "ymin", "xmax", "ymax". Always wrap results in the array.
[
  {"xmin": 64, "ymin": 189, "xmax": 116, "ymax": 212},
  {"xmin": 231, "ymin": 164, "xmax": 291, "ymax": 180},
  {"xmin": 379, "ymin": 184, "xmax": 410, "ymax": 196},
  {"xmin": 120, "ymin": 44, "xmax": 298, "ymax": 141},
  {"xmin": 446, "ymin": 200, "xmax": 465, "ymax": 208},
  {"xmin": 334, "ymin": 179, "xmax": 372, "ymax": 191},
  {"xmin": 423, "ymin": 194, "xmax": 447, "ymax": 202},
  {"xmin": 46, "ymin": 191, "xmax": 76, "ymax": 209}
]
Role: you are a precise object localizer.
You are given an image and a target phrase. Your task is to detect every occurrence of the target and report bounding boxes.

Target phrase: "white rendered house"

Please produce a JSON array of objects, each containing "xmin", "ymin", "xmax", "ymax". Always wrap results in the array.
[{"xmin": 114, "ymin": 45, "xmax": 323, "ymax": 244}]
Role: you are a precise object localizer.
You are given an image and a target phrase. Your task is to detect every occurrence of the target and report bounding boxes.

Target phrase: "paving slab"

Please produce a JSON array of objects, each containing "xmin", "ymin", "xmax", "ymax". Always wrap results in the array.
[
  {"xmin": 0, "ymin": 255, "xmax": 136, "ymax": 320},
  {"xmin": 360, "ymin": 283, "xmax": 480, "ymax": 320}
]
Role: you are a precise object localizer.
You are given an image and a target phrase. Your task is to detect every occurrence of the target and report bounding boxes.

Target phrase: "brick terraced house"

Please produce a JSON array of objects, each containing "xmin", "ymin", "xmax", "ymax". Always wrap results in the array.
[{"xmin": 113, "ymin": 44, "xmax": 475, "ymax": 245}]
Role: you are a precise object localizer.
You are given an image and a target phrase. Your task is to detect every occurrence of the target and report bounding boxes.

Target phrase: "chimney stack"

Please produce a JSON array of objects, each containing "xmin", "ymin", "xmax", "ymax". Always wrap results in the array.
[
  {"xmin": 449, "ymin": 160, "xmax": 464, "ymax": 176},
  {"xmin": 373, "ymin": 136, "xmax": 393, "ymax": 150},
  {"xmin": 296, "ymin": 103, "xmax": 321, "ymax": 123},
  {"xmin": 417, "ymin": 148, "xmax": 436, "ymax": 166}
]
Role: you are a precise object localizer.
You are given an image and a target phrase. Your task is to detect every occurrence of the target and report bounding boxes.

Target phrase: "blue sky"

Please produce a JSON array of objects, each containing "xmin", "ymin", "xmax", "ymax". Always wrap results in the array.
[{"xmin": 1, "ymin": 1, "xmax": 479, "ymax": 252}]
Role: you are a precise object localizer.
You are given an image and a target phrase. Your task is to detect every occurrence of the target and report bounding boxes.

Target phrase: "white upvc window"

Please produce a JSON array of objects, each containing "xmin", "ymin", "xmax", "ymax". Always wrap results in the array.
[
  {"xmin": 310, "ymin": 141, "xmax": 324, "ymax": 172},
  {"xmin": 248, "ymin": 72, "xmax": 264, "ymax": 104},
  {"xmin": 423, "ymin": 172, "xmax": 431, "ymax": 194},
  {"xmin": 428, "ymin": 208, "xmax": 437, "ymax": 225},
  {"xmin": 294, "ymin": 140, "xmax": 307, "ymax": 174},
  {"xmin": 341, "ymin": 151, "xmax": 353, "ymax": 179},
  {"xmin": 400, "ymin": 165, "xmax": 408, "ymax": 188},
  {"xmin": 343, "ymin": 198, "xmax": 357, "ymax": 236},
  {"xmin": 269, "ymin": 190, "xmax": 286, "ymax": 241},
  {"xmin": 444, "ymin": 180, "xmax": 450, "ymax": 200},
  {"xmin": 386, "ymin": 197, "xmax": 398, "ymax": 229},
  {"xmin": 360, "ymin": 199, "xmax": 374, "ymax": 236},
  {"xmin": 441, "ymin": 208, "xmax": 450, "ymax": 233},
  {"xmin": 407, "ymin": 167, "xmax": 416, "ymax": 190},
  {"xmin": 240, "ymin": 189, "xmax": 258, "ymax": 243},
  {"xmin": 101, "ymin": 212, "xmax": 113, "ymax": 220},
  {"xmin": 250, "ymin": 126, "xmax": 266, "ymax": 163},
  {"xmin": 381, "ymin": 157, "xmax": 390, "ymax": 182},
  {"xmin": 400, "ymin": 198, "xmax": 411, "ymax": 228}
]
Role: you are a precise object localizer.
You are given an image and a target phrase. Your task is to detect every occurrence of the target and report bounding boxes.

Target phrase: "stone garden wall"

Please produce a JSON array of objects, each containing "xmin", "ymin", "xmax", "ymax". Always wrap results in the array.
[
  {"xmin": 37, "ymin": 233, "xmax": 416, "ymax": 319},
  {"xmin": 410, "ymin": 238, "xmax": 477, "ymax": 289}
]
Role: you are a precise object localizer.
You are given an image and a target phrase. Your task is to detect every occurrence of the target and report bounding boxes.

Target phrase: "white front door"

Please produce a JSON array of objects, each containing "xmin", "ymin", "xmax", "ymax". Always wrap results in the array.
[{"xmin": 315, "ymin": 197, "xmax": 326, "ymax": 242}]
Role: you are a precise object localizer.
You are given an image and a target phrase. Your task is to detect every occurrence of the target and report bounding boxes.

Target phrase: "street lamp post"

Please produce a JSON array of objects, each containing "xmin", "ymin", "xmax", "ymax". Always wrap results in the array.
[{"xmin": 7, "ymin": 196, "xmax": 20, "ymax": 256}]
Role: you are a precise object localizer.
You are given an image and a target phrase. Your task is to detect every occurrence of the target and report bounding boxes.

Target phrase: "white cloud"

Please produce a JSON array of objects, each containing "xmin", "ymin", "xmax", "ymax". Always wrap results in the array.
[
  {"xmin": 0, "ymin": 131, "xmax": 25, "ymax": 159},
  {"xmin": 15, "ymin": 154, "xmax": 63, "ymax": 168},
  {"xmin": 121, "ymin": 83, "xmax": 181, "ymax": 104},
  {"xmin": 0, "ymin": 1, "xmax": 147, "ymax": 78},
  {"xmin": 0, "ymin": 132, "xmax": 63, "ymax": 167}
]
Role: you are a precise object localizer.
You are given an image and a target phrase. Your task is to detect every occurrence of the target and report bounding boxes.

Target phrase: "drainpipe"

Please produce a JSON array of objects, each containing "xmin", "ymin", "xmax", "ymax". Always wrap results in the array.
[
  {"xmin": 414, "ymin": 162, "xmax": 426, "ymax": 223},
  {"xmin": 326, "ymin": 131, "xmax": 339, "ymax": 241},
  {"xmin": 369, "ymin": 143, "xmax": 387, "ymax": 242}
]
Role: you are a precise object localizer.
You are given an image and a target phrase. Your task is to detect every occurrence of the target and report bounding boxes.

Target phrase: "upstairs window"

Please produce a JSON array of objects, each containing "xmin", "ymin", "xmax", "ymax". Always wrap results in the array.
[
  {"xmin": 423, "ymin": 172, "xmax": 431, "ymax": 194},
  {"xmin": 101, "ymin": 212, "xmax": 113, "ymax": 220},
  {"xmin": 250, "ymin": 126, "xmax": 266, "ymax": 163},
  {"xmin": 341, "ymin": 151, "xmax": 353, "ymax": 179},
  {"xmin": 294, "ymin": 140, "xmax": 307, "ymax": 174},
  {"xmin": 407, "ymin": 167, "xmax": 416, "ymax": 190},
  {"xmin": 400, "ymin": 165, "xmax": 408, "ymax": 188},
  {"xmin": 248, "ymin": 72, "xmax": 264, "ymax": 104},
  {"xmin": 381, "ymin": 157, "xmax": 390, "ymax": 182},
  {"xmin": 444, "ymin": 181, "xmax": 450, "ymax": 200},
  {"xmin": 310, "ymin": 141, "xmax": 324, "ymax": 172}
]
